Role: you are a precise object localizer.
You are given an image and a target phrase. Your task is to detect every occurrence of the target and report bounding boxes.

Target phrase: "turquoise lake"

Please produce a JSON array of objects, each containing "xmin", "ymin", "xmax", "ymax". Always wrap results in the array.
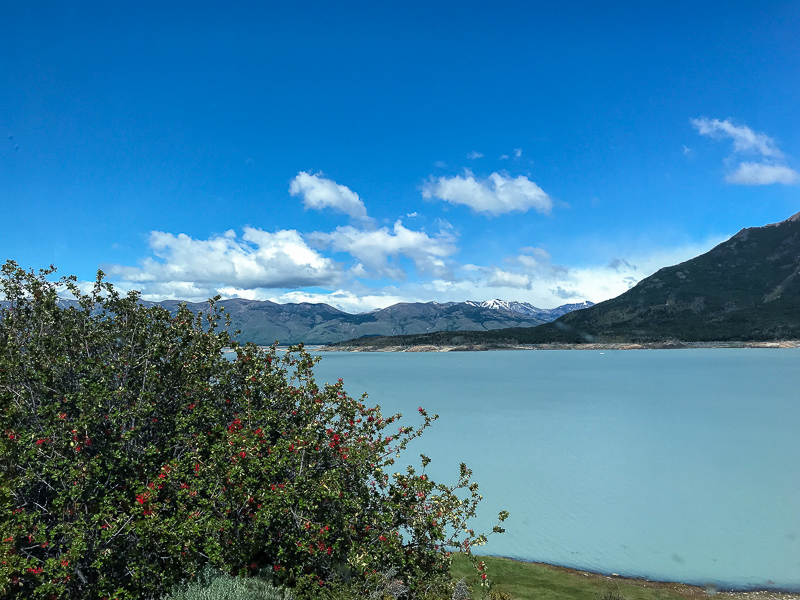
[{"xmin": 309, "ymin": 349, "xmax": 800, "ymax": 591}]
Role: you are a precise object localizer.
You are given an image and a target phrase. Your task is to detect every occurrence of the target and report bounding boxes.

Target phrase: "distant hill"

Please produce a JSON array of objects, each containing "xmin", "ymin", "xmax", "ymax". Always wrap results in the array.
[{"xmin": 332, "ymin": 210, "xmax": 800, "ymax": 347}]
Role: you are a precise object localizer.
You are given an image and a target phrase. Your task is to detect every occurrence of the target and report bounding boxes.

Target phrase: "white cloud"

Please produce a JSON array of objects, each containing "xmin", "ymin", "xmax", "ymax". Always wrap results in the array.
[
  {"xmin": 422, "ymin": 171, "xmax": 552, "ymax": 216},
  {"xmin": 725, "ymin": 162, "xmax": 800, "ymax": 185},
  {"xmin": 106, "ymin": 228, "xmax": 342, "ymax": 298},
  {"xmin": 499, "ymin": 154, "xmax": 510, "ymax": 160},
  {"xmin": 691, "ymin": 117, "xmax": 798, "ymax": 186},
  {"xmin": 433, "ymin": 160, "xmax": 448, "ymax": 169},
  {"xmin": 690, "ymin": 118, "xmax": 783, "ymax": 158},
  {"xmin": 514, "ymin": 148, "xmax": 522, "ymax": 158},
  {"xmin": 289, "ymin": 171, "xmax": 369, "ymax": 219},
  {"xmin": 266, "ymin": 289, "xmax": 408, "ymax": 313},
  {"xmin": 466, "ymin": 151, "xmax": 484, "ymax": 159},
  {"xmin": 309, "ymin": 220, "xmax": 458, "ymax": 280},
  {"xmin": 485, "ymin": 268, "xmax": 532, "ymax": 289}
]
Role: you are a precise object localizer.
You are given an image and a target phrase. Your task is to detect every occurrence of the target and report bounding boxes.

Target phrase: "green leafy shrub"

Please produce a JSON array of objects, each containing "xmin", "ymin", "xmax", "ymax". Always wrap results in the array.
[
  {"xmin": 163, "ymin": 565, "xmax": 291, "ymax": 600},
  {"xmin": 0, "ymin": 261, "xmax": 507, "ymax": 599}
]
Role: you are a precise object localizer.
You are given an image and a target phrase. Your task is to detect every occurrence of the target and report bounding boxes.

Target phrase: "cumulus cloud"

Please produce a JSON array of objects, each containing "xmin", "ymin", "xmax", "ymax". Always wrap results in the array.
[
  {"xmin": 422, "ymin": 171, "xmax": 553, "ymax": 216},
  {"xmin": 265, "ymin": 289, "xmax": 408, "ymax": 313},
  {"xmin": 309, "ymin": 220, "xmax": 458, "ymax": 280},
  {"xmin": 106, "ymin": 228, "xmax": 342, "ymax": 299},
  {"xmin": 466, "ymin": 151, "xmax": 484, "ymax": 159},
  {"xmin": 485, "ymin": 268, "xmax": 532, "ymax": 289},
  {"xmin": 691, "ymin": 117, "xmax": 798, "ymax": 186},
  {"xmin": 289, "ymin": 171, "xmax": 369, "ymax": 219},
  {"xmin": 725, "ymin": 162, "xmax": 800, "ymax": 185}
]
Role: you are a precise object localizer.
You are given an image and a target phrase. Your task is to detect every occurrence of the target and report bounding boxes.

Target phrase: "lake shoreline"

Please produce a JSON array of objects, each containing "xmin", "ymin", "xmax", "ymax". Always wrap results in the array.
[{"xmin": 316, "ymin": 340, "xmax": 800, "ymax": 352}]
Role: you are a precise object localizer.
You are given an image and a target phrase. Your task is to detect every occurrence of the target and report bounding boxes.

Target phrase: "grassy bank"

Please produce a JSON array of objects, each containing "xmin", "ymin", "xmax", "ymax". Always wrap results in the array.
[
  {"xmin": 450, "ymin": 555, "xmax": 800, "ymax": 600},
  {"xmin": 161, "ymin": 554, "xmax": 800, "ymax": 600}
]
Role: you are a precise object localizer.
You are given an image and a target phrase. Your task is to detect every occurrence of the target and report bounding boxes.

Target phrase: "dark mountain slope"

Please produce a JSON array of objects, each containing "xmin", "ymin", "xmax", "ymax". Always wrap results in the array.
[{"xmin": 516, "ymin": 210, "xmax": 800, "ymax": 343}]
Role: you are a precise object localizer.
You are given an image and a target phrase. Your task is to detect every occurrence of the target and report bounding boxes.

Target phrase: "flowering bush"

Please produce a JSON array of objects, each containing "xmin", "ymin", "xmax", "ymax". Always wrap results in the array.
[{"xmin": 0, "ymin": 261, "xmax": 507, "ymax": 600}]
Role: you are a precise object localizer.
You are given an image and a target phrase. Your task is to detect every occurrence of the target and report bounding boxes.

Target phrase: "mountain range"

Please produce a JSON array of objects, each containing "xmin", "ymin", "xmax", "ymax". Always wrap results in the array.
[{"xmin": 151, "ymin": 298, "xmax": 593, "ymax": 345}]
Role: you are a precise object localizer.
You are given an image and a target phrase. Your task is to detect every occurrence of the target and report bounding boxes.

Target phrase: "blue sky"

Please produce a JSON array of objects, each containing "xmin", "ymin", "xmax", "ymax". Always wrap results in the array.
[{"xmin": 2, "ymin": 1, "xmax": 799, "ymax": 311}]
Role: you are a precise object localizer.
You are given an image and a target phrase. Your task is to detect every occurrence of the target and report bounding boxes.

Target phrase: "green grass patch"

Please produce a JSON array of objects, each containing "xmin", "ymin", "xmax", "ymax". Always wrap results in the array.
[{"xmin": 451, "ymin": 555, "xmax": 707, "ymax": 600}]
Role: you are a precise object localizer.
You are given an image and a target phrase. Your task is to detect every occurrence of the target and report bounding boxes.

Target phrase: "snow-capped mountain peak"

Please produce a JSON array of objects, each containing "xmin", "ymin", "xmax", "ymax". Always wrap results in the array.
[{"xmin": 466, "ymin": 299, "xmax": 594, "ymax": 319}]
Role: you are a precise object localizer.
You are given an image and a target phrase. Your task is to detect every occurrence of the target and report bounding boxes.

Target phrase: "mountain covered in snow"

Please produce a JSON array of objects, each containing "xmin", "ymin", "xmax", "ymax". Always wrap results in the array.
[{"xmin": 465, "ymin": 299, "xmax": 594, "ymax": 320}]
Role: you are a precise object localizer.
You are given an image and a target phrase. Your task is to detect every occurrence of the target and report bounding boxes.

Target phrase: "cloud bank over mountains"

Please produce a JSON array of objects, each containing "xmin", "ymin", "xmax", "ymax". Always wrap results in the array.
[
  {"xmin": 103, "ymin": 160, "xmax": 726, "ymax": 312},
  {"xmin": 100, "ymin": 119, "xmax": 790, "ymax": 311}
]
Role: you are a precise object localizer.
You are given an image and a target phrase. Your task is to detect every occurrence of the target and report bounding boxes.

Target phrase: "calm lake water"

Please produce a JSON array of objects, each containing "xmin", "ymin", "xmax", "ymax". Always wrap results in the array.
[{"xmin": 310, "ymin": 349, "xmax": 800, "ymax": 591}]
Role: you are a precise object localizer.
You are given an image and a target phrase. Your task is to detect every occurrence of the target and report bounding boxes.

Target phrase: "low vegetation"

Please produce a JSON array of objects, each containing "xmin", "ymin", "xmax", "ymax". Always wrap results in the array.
[{"xmin": 157, "ymin": 553, "xmax": 771, "ymax": 600}]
